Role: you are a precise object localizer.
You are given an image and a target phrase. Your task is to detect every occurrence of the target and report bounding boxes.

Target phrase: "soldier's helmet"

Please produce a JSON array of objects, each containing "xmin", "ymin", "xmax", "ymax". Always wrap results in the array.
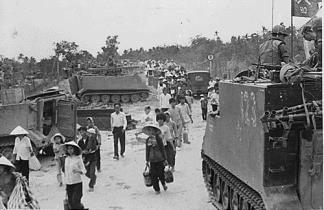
[
  {"xmin": 272, "ymin": 25, "xmax": 288, "ymax": 36},
  {"xmin": 311, "ymin": 17, "xmax": 322, "ymax": 32}
]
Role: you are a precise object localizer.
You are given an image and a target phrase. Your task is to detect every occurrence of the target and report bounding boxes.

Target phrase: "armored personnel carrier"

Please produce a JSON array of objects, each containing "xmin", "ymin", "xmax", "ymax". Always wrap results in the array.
[
  {"xmin": 69, "ymin": 66, "xmax": 150, "ymax": 104},
  {"xmin": 201, "ymin": 66, "xmax": 322, "ymax": 209},
  {"xmin": 0, "ymin": 89, "xmax": 77, "ymax": 161}
]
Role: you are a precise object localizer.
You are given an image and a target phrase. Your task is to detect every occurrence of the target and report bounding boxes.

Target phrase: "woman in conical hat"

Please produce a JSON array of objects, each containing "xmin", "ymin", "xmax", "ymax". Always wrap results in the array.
[
  {"xmin": 142, "ymin": 125, "xmax": 162, "ymax": 136},
  {"xmin": 10, "ymin": 126, "xmax": 33, "ymax": 182},
  {"xmin": 0, "ymin": 155, "xmax": 40, "ymax": 209},
  {"xmin": 9, "ymin": 126, "xmax": 29, "ymax": 136},
  {"xmin": 62, "ymin": 141, "xmax": 86, "ymax": 209}
]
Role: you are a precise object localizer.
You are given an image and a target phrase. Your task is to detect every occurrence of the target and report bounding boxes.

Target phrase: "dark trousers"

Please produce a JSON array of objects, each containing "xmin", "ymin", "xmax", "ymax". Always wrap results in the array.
[
  {"xmin": 15, "ymin": 159, "xmax": 29, "ymax": 181},
  {"xmin": 165, "ymin": 142, "xmax": 175, "ymax": 167},
  {"xmin": 66, "ymin": 182, "xmax": 84, "ymax": 209},
  {"xmin": 113, "ymin": 127, "xmax": 125, "ymax": 157},
  {"xmin": 201, "ymin": 108, "xmax": 207, "ymax": 120},
  {"xmin": 150, "ymin": 161, "xmax": 165, "ymax": 192},
  {"xmin": 95, "ymin": 148, "xmax": 101, "ymax": 171},
  {"xmin": 161, "ymin": 108, "xmax": 169, "ymax": 112},
  {"xmin": 85, "ymin": 160, "xmax": 97, "ymax": 188}
]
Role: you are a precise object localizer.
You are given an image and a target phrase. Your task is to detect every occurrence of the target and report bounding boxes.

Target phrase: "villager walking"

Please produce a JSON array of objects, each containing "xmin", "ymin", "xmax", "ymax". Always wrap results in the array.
[
  {"xmin": 111, "ymin": 103, "xmax": 127, "ymax": 160},
  {"xmin": 11, "ymin": 126, "xmax": 34, "ymax": 182}
]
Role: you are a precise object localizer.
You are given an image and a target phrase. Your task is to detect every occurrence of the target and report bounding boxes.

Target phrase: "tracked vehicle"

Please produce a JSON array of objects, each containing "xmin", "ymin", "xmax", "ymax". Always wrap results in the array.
[
  {"xmin": 69, "ymin": 66, "xmax": 150, "ymax": 104},
  {"xmin": 201, "ymin": 67, "xmax": 322, "ymax": 209}
]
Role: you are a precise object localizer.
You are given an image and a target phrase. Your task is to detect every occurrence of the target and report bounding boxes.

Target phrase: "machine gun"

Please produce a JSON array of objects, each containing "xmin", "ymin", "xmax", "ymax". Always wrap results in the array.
[{"xmin": 260, "ymin": 100, "xmax": 322, "ymax": 133}]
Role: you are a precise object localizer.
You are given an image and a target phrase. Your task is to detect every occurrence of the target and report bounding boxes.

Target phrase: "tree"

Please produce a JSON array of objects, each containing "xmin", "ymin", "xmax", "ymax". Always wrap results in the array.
[
  {"xmin": 54, "ymin": 41, "xmax": 79, "ymax": 63},
  {"xmin": 97, "ymin": 35, "xmax": 120, "ymax": 63}
]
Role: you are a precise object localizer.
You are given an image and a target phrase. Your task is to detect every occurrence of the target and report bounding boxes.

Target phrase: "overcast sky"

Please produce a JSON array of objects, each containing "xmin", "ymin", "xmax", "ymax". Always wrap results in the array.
[{"xmin": 0, "ymin": 0, "xmax": 311, "ymax": 60}]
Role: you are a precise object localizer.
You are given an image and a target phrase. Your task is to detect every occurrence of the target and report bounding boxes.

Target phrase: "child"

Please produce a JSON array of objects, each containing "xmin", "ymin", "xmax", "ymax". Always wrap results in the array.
[
  {"xmin": 156, "ymin": 113, "xmax": 174, "ymax": 171},
  {"xmin": 141, "ymin": 105, "xmax": 155, "ymax": 125},
  {"xmin": 164, "ymin": 112, "xmax": 177, "ymax": 171},
  {"xmin": 154, "ymin": 108, "xmax": 161, "ymax": 121},
  {"xmin": 200, "ymin": 94, "xmax": 208, "ymax": 120},
  {"xmin": 63, "ymin": 141, "xmax": 86, "ymax": 209},
  {"xmin": 176, "ymin": 95, "xmax": 193, "ymax": 144},
  {"xmin": 51, "ymin": 133, "xmax": 66, "ymax": 186},
  {"xmin": 185, "ymin": 90, "xmax": 194, "ymax": 112}
]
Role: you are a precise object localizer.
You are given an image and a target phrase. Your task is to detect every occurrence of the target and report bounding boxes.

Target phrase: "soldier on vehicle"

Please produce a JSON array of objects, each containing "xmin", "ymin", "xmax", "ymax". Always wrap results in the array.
[
  {"xmin": 258, "ymin": 24, "xmax": 290, "ymax": 66},
  {"xmin": 301, "ymin": 17, "xmax": 322, "ymax": 69}
]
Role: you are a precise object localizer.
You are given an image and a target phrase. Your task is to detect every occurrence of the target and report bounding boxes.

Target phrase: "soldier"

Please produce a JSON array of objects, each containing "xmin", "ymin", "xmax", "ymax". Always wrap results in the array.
[
  {"xmin": 301, "ymin": 17, "xmax": 322, "ymax": 69},
  {"xmin": 258, "ymin": 24, "xmax": 290, "ymax": 66}
]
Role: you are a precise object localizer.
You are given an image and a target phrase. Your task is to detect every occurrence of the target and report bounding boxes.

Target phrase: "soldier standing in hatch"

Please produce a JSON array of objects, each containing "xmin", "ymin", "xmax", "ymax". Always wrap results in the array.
[{"xmin": 258, "ymin": 24, "xmax": 290, "ymax": 66}]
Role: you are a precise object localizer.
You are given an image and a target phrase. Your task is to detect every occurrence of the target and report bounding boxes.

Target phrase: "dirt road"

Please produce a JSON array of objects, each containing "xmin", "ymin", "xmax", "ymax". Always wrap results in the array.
[{"xmin": 31, "ymin": 99, "xmax": 214, "ymax": 210}]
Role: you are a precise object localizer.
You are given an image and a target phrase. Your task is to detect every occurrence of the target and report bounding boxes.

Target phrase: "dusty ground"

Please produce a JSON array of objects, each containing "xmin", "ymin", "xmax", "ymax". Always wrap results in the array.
[{"xmin": 30, "ymin": 97, "xmax": 214, "ymax": 210}]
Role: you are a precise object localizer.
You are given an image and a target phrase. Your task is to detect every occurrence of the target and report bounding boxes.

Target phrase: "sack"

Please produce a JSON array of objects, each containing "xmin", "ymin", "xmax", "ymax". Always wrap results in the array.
[
  {"xmin": 143, "ymin": 165, "xmax": 152, "ymax": 187},
  {"xmin": 29, "ymin": 155, "xmax": 41, "ymax": 171},
  {"xmin": 164, "ymin": 165, "xmax": 174, "ymax": 183}
]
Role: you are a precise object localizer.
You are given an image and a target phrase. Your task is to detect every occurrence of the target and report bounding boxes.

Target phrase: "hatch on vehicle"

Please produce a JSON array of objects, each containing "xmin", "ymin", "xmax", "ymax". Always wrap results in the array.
[{"xmin": 56, "ymin": 100, "xmax": 76, "ymax": 140}]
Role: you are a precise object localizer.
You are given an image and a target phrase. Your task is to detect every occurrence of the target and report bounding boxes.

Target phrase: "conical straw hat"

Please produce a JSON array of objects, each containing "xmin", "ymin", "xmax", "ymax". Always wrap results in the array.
[
  {"xmin": 0, "ymin": 156, "xmax": 15, "ymax": 169},
  {"xmin": 10, "ymin": 126, "xmax": 29, "ymax": 135}
]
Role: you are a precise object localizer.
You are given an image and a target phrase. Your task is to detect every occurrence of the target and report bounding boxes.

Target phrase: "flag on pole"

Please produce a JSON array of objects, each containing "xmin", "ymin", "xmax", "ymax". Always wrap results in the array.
[{"xmin": 292, "ymin": 0, "xmax": 321, "ymax": 17}]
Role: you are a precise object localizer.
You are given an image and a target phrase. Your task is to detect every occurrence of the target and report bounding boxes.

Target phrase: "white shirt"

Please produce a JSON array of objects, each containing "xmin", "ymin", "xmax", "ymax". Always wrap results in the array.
[
  {"xmin": 13, "ymin": 136, "xmax": 33, "ymax": 161},
  {"xmin": 64, "ymin": 155, "xmax": 86, "ymax": 185},
  {"xmin": 158, "ymin": 124, "xmax": 172, "ymax": 146},
  {"xmin": 159, "ymin": 93, "xmax": 171, "ymax": 109},
  {"xmin": 176, "ymin": 103, "xmax": 192, "ymax": 123},
  {"xmin": 111, "ymin": 111, "xmax": 127, "ymax": 130},
  {"xmin": 210, "ymin": 92, "xmax": 219, "ymax": 105},
  {"xmin": 141, "ymin": 112, "xmax": 155, "ymax": 125}
]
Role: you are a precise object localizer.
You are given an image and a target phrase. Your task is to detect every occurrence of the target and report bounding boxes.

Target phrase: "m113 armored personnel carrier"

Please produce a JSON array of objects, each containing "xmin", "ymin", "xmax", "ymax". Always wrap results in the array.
[
  {"xmin": 201, "ymin": 64, "xmax": 322, "ymax": 209},
  {"xmin": 69, "ymin": 66, "xmax": 150, "ymax": 105}
]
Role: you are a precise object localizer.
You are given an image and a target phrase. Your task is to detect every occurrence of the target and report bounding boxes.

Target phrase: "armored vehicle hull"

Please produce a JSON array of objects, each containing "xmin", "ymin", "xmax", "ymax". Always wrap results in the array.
[
  {"xmin": 69, "ymin": 74, "xmax": 150, "ymax": 104},
  {"xmin": 0, "ymin": 90, "xmax": 77, "ymax": 161},
  {"xmin": 202, "ymin": 81, "xmax": 322, "ymax": 210}
]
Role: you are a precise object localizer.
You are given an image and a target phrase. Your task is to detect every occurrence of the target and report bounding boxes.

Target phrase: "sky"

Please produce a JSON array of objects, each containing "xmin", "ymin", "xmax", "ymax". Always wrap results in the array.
[{"xmin": 0, "ymin": 0, "xmax": 314, "ymax": 60}]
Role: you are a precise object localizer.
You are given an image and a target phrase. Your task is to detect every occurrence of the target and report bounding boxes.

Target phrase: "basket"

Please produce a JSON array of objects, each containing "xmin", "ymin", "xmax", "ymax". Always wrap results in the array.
[
  {"xmin": 143, "ymin": 165, "xmax": 152, "ymax": 187},
  {"xmin": 164, "ymin": 166, "xmax": 174, "ymax": 183}
]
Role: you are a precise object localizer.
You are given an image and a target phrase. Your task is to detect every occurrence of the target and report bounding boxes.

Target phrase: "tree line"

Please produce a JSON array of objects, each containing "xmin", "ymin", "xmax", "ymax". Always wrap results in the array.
[{"xmin": 0, "ymin": 25, "xmax": 306, "ymax": 90}]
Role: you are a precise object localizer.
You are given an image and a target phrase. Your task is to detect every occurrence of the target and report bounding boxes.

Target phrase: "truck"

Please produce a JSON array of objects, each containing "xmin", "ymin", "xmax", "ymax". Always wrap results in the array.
[
  {"xmin": 187, "ymin": 70, "xmax": 210, "ymax": 96},
  {"xmin": 0, "ymin": 89, "xmax": 77, "ymax": 161}
]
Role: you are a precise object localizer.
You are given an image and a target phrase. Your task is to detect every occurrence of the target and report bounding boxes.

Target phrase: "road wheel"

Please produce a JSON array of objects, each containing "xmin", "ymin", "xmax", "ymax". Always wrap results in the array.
[
  {"xmin": 222, "ymin": 183, "xmax": 230, "ymax": 210},
  {"xmin": 1, "ymin": 146, "xmax": 14, "ymax": 162},
  {"xmin": 140, "ymin": 92, "xmax": 149, "ymax": 100},
  {"xmin": 91, "ymin": 95, "xmax": 100, "ymax": 104},
  {"xmin": 130, "ymin": 94, "xmax": 140, "ymax": 102},
  {"xmin": 121, "ymin": 95, "xmax": 131, "ymax": 103},
  {"xmin": 81, "ymin": 95, "xmax": 90, "ymax": 103},
  {"xmin": 213, "ymin": 175, "xmax": 221, "ymax": 202},
  {"xmin": 111, "ymin": 95, "xmax": 121, "ymax": 103},
  {"xmin": 101, "ymin": 95, "xmax": 110, "ymax": 103},
  {"xmin": 230, "ymin": 191, "xmax": 239, "ymax": 210}
]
